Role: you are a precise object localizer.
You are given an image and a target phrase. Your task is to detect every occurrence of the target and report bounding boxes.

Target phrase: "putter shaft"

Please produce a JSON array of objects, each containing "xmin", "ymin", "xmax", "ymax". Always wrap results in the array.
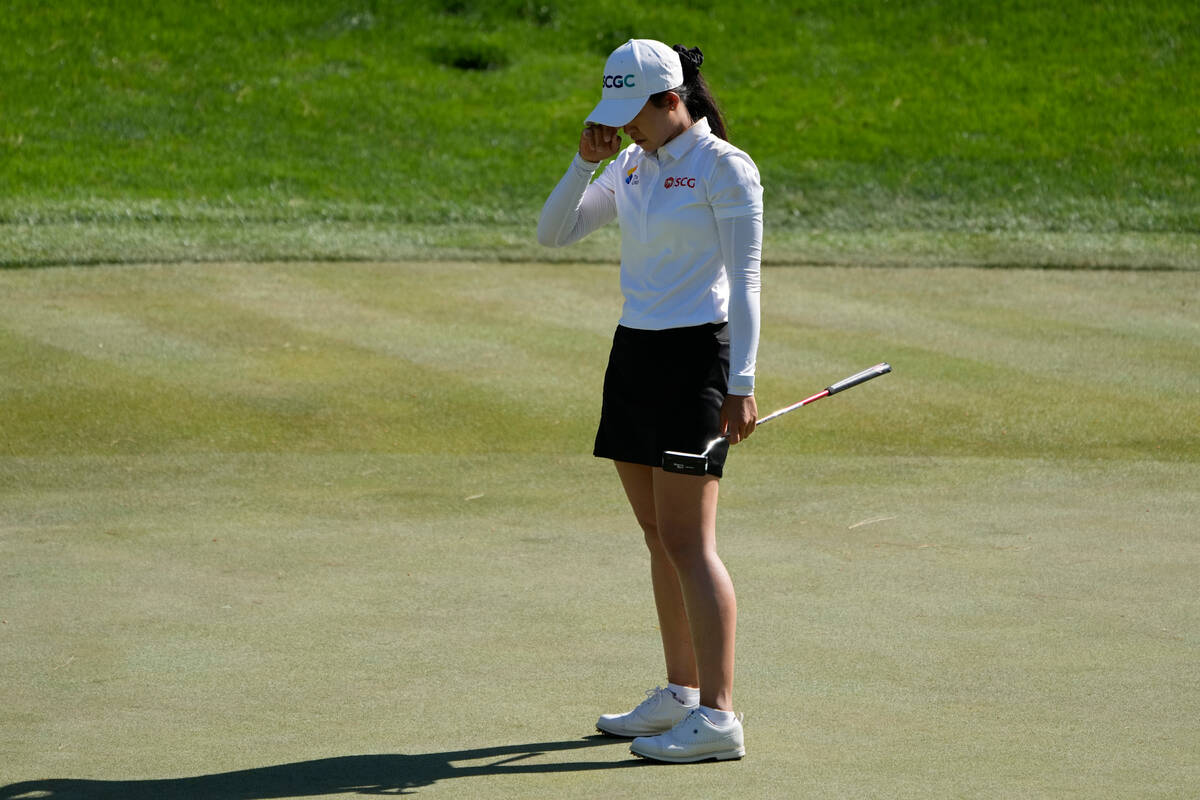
[{"xmin": 660, "ymin": 362, "xmax": 892, "ymax": 475}]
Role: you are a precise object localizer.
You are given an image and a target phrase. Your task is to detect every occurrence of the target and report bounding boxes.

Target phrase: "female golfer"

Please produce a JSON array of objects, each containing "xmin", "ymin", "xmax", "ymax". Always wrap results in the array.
[{"xmin": 538, "ymin": 39, "xmax": 763, "ymax": 762}]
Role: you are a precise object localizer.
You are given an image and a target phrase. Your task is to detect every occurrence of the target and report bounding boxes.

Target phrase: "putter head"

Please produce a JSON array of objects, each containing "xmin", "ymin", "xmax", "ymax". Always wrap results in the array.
[{"xmin": 661, "ymin": 450, "xmax": 708, "ymax": 475}]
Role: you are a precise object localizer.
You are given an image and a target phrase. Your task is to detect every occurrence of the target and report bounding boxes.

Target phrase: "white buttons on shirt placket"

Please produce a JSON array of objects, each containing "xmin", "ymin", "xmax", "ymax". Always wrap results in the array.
[{"xmin": 637, "ymin": 156, "xmax": 658, "ymax": 242}]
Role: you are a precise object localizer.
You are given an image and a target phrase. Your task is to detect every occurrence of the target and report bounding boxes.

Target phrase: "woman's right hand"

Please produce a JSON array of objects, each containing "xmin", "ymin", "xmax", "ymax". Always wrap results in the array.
[{"xmin": 580, "ymin": 124, "xmax": 621, "ymax": 163}]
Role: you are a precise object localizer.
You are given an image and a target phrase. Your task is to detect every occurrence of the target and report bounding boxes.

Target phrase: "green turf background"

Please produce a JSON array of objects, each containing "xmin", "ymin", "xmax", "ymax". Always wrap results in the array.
[
  {"xmin": 2, "ymin": 0, "xmax": 1198, "ymax": 796},
  {"xmin": 2, "ymin": 262, "xmax": 1198, "ymax": 798},
  {"xmin": 2, "ymin": 0, "xmax": 1197, "ymax": 266}
]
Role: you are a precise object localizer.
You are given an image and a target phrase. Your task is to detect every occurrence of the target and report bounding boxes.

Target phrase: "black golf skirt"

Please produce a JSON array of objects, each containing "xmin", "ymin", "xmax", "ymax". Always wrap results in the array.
[{"xmin": 593, "ymin": 322, "xmax": 731, "ymax": 477}]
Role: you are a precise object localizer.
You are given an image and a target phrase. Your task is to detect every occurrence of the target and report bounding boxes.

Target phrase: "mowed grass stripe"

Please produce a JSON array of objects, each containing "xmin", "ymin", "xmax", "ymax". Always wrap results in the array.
[
  {"xmin": 211, "ymin": 261, "xmax": 614, "ymax": 399},
  {"xmin": 0, "ymin": 262, "xmax": 628, "ymax": 455},
  {"xmin": 757, "ymin": 267, "xmax": 1199, "ymax": 460},
  {"xmin": 768, "ymin": 267, "xmax": 1198, "ymax": 390},
  {"xmin": 5, "ymin": 223, "xmax": 1197, "ymax": 271},
  {"xmin": 3, "ymin": 262, "xmax": 1198, "ymax": 461}
]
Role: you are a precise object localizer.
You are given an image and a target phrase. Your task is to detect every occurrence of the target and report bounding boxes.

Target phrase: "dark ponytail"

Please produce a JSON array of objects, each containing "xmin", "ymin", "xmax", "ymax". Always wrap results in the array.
[{"xmin": 649, "ymin": 44, "xmax": 728, "ymax": 141}]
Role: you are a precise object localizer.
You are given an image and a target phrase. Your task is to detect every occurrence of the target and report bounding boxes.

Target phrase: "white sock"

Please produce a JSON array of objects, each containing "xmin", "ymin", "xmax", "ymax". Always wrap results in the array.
[
  {"xmin": 667, "ymin": 683, "xmax": 699, "ymax": 707},
  {"xmin": 700, "ymin": 705, "xmax": 737, "ymax": 727}
]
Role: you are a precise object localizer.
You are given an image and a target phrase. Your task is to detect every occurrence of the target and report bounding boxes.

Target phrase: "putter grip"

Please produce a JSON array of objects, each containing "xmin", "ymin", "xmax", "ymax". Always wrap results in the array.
[{"xmin": 826, "ymin": 362, "xmax": 891, "ymax": 395}]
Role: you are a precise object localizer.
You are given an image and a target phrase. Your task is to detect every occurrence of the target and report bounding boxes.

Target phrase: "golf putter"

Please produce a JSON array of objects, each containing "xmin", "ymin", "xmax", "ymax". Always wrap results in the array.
[{"xmin": 661, "ymin": 362, "xmax": 892, "ymax": 475}]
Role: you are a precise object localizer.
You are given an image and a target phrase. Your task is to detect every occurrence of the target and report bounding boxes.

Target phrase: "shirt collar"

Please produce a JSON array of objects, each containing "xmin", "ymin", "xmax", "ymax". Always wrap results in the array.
[{"xmin": 656, "ymin": 117, "xmax": 711, "ymax": 164}]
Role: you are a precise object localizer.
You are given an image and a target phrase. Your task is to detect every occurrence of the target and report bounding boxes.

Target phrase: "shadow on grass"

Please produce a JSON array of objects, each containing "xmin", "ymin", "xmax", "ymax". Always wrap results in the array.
[{"xmin": 0, "ymin": 736, "xmax": 643, "ymax": 798}]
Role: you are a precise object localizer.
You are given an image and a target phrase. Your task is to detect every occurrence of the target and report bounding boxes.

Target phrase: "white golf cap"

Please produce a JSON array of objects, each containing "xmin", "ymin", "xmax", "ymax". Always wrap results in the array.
[{"xmin": 585, "ymin": 39, "xmax": 684, "ymax": 127}]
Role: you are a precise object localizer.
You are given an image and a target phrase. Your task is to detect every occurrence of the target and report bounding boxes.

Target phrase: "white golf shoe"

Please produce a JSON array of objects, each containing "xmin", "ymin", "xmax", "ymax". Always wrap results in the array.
[
  {"xmin": 596, "ymin": 686, "xmax": 696, "ymax": 738},
  {"xmin": 630, "ymin": 708, "xmax": 745, "ymax": 763}
]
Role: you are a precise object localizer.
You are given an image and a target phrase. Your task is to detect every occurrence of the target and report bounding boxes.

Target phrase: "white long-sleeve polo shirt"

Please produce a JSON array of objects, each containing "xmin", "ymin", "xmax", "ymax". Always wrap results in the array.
[{"xmin": 537, "ymin": 118, "xmax": 764, "ymax": 395}]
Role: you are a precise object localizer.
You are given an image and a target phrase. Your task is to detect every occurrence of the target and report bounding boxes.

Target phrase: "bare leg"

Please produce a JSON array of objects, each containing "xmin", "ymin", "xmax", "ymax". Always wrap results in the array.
[
  {"xmin": 652, "ymin": 468, "xmax": 736, "ymax": 711},
  {"xmin": 614, "ymin": 461, "xmax": 737, "ymax": 711},
  {"xmin": 614, "ymin": 461, "xmax": 699, "ymax": 689}
]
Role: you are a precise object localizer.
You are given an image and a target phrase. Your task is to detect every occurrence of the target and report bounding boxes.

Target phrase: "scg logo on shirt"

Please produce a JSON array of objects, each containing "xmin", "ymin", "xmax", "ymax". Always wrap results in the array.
[
  {"xmin": 603, "ymin": 74, "xmax": 636, "ymax": 88},
  {"xmin": 663, "ymin": 176, "xmax": 697, "ymax": 189}
]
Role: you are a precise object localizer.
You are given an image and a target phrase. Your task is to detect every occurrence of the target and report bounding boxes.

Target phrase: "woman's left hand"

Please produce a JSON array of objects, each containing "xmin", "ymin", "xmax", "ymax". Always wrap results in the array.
[{"xmin": 721, "ymin": 393, "xmax": 758, "ymax": 445}]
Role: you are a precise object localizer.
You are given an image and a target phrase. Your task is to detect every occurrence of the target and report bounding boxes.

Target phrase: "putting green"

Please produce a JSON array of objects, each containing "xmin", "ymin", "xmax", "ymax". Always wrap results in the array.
[{"xmin": 2, "ymin": 262, "xmax": 1197, "ymax": 798}]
